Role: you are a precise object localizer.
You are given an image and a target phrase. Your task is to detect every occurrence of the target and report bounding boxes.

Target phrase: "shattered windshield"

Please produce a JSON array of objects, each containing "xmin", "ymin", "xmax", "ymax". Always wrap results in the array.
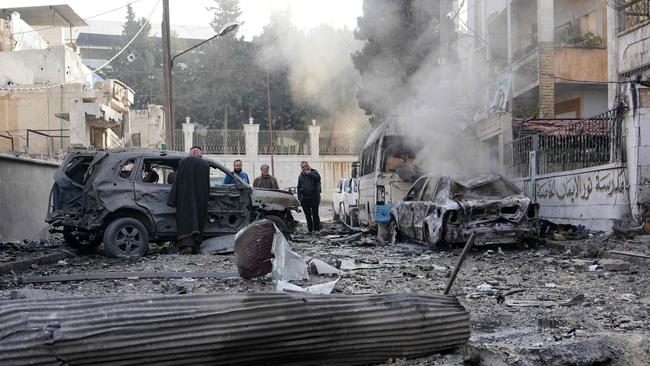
[{"xmin": 451, "ymin": 177, "xmax": 521, "ymax": 198}]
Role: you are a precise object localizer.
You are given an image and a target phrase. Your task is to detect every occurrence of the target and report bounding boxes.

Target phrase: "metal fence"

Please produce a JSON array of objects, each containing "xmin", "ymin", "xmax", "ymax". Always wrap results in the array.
[
  {"xmin": 319, "ymin": 131, "xmax": 359, "ymax": 155},
  {"xmin": 259, "ymin": 131, "xmax": 310, "ymax": 155},
  {"xmin": 505, "ymin": 108, "xmax": 626, "ymax": 178},
  {"xmin": 25, "ymin": 129, "xmax": 70, "ymax": 158},
  {"xmin": 193, "ymin": 130, "xmax": 246, "ymax": 155},
  {"xmin": 173, "ymin": 130, "xmax": 184, "ymax": 151},
  {"xmin": 618, "ymin": 0, "xmax": 650, "ymax": 33}
]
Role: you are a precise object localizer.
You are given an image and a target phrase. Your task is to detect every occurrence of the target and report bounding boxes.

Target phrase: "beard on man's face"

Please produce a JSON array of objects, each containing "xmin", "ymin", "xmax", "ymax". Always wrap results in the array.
[{"xmin": 234, "ymin": 167, "xmax": 242, "ymax": 173}]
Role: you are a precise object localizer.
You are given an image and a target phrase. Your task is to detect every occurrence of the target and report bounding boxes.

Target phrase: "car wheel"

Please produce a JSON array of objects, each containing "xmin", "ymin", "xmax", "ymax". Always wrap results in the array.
[
  {"xmin": 387, "ymin": 219, "xmax": 398, "ymax": 245},
  {"xmin": 63, "ymin": 228, "xmax": 102, "ymax": 254},
  {"xmin": 264, "ymin": 215, "xmax": 291, "ymax": 240},
  {"xmin": 338, "ymin": 206, "xmax": 345, "ymax": 224},
  {"xmin": 103, "ymin": 218, "xmax": 149, "ymax": 258},
  {"xmin": 350, "ymin": 209, "xmax": 359, "ymax": 227}
]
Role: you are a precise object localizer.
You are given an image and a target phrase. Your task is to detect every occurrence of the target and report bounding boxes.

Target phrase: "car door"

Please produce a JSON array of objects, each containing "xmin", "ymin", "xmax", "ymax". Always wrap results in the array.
[
  {"xmin": 396, "ymin": 176, "xmax": 428, "ymax": 239},
  {"xmin": 204, "ymin": 163, "xmax": 252, "ymax": 234},
  {"xmin": 133, "ymin": 156, "xmax": 180, "ymax": 235},
  {"xmin": 412, "ymin": 176, "xmax": 439, "ymax": 241}
]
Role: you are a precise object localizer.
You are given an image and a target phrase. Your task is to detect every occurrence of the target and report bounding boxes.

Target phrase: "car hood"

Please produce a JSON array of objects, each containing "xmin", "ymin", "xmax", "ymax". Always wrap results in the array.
[{"xmin": 251, "ymin": 188, "xmax": 301, "ymax": 211}]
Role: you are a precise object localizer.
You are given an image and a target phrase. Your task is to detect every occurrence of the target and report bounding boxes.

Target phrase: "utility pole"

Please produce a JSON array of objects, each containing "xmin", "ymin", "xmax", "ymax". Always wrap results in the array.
[
  {"xmin": 266, "ymin": 67, "xmax": 275, "ymax": 175},
  {"xmin": 162, "ymin": 0, "xmax": 174, "ymax": 149}
]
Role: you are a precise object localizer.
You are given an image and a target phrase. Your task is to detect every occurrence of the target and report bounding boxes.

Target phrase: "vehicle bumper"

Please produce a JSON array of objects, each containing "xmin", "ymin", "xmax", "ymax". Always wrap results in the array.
[{"xmin": 445, "ymin": 220, "xmax": 539, "ymax": 245}]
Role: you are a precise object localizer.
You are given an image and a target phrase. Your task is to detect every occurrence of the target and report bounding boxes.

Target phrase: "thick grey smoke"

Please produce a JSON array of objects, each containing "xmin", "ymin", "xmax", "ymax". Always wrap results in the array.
[{"xmin": 255, "ymin": 12, "xmax": 370, "ymax": 139}]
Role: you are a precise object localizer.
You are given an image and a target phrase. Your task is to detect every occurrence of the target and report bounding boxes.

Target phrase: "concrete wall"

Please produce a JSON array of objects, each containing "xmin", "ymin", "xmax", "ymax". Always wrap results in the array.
[
  {"xmin": 0, "ymin": 153, "xmax": 59, "ymax": 241},
  {"xmin": 513, "ymin": 163, "xmax": 630, "ymax": 231},
  {"xmin": 128, "ymin": 105, "xmax": 165, "ymax": 149},
  {"xmin": 205, "ymin": 154, "xmax": 356, "ymax": 203},
  {"xmin": 0, "ymin": 45, "xmax": 89, "ymax": 86}
]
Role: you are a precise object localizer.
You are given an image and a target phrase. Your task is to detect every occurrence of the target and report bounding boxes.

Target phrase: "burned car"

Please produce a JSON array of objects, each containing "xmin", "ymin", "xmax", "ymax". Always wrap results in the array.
[
  {"xmin": 47, "ymin": 149, "xmax": 300, "ymax": 257},
  {"xmin": 388, "ymin": 174, "xmax": 539, "ymax": 246}
]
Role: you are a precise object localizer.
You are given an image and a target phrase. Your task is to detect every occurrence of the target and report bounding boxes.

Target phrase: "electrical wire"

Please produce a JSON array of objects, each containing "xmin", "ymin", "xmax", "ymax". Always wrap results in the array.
[{"xmin": 0, "ymin": 0, "xmax": 161, "ymax": 92}]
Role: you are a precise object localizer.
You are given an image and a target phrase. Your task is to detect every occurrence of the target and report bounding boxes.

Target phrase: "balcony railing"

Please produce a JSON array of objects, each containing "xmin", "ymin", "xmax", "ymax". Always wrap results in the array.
[
  {"xmin": 505, "ymin": 108, "xmax": 626, "ymax": 177},
  {"xmin": 319, "ymin": 131, "xmax": 359, "ymax": 155},
  {"xmin": 618, "ymin": 0, "xmax": 650, "ymax": 33},
  {"xmin": 194, "ymin": 130, "xmax": 246, "ymax": 155}
]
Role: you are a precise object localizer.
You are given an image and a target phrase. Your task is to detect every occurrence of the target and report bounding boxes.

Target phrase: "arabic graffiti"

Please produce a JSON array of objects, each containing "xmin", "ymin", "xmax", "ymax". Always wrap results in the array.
[{"xmin": 536, "ymin": 168, "xmax": 628, "ymax": 201}]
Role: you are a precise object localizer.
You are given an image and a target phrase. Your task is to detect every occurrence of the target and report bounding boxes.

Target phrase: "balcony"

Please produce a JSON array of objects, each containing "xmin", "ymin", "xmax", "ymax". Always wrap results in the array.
[{"xmin": 617, "ymin": 0, "xmax": 650, "ymax": 34}]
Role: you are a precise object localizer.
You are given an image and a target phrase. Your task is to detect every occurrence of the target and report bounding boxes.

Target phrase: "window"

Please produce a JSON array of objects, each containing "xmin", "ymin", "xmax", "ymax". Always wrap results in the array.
[
  {"xmin": 64, "ymin": 156, "xmax": 94, "ymax": 185},
  {"xmin": 119, "ymin": 159, "xmax": 136, "ymax": 179},
  {"xmin": 140, "ymin": 159, "xmax": 179, "ymax": 184},
  {"xmin": 421, "ymin": 176, "xmax": 440, "ymax": 201},
  {"xmin": 434, "ymin": 178, "xmax": 450, "ymax": 203},
  {"xmin": 209, "ymin": 165, "xmax": 230, "ymax": 187},
  {"xmin": 405, "ymin": 177, "xmax": 427, "ymax": 201},
  {"xmin": 360, "ymin": 140, "xmax": 379, "ymax": 176}
]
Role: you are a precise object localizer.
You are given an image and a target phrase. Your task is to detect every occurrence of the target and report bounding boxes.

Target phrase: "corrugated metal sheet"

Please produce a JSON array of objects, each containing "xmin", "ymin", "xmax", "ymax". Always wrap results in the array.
[{"xmin": 0, "ymin": 292, "xmax": 470, "ymax": 366}]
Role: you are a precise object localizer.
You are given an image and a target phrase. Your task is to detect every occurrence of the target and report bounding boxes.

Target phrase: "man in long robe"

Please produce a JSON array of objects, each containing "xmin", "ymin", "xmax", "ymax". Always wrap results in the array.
[{"xmin": 167, "ymin": 147, "xmax": 210, "ymax": 254}]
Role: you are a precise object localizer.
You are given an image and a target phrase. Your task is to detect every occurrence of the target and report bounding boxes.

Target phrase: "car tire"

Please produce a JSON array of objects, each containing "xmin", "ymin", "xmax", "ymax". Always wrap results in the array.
[
  {"xmin": 332, "ymin": 203, "xmax": 340, "ymax": 221},
  {"xmin": 264, "ymin": 215, "xmax": 291, "ymax": 240},
  {"xmin": 63, "ymin": 228, "xmax": 102, "ymax": 254},
  {"xmin": 338, "ymin": 206, "xmax": 345, "ymax": 224},
  {"xmin": 103, "ymin": 218, "xmax": 149, "ymax": 258}
]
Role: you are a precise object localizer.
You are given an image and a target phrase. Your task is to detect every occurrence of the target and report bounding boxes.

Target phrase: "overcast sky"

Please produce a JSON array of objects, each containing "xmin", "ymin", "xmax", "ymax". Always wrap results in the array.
[{"xmin": 3, "ymin": 0, "xmax": 363, "ymax": 39}]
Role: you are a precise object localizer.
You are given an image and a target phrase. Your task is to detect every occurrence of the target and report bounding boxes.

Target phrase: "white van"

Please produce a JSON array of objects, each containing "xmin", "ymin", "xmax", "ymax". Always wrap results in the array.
[
  {"xmin": 332, "ymin": 177, "xmax": 359, "ymax": 225},
  {"xmin": 357, "ymin": 118, "xmax": 420, "ymax": 239}
]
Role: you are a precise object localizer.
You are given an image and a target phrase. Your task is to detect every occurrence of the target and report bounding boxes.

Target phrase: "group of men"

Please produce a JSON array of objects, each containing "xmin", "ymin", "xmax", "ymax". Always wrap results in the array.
[{"xmin": 167, "ymin": 147, "xmax": 322, "ymax": 254}]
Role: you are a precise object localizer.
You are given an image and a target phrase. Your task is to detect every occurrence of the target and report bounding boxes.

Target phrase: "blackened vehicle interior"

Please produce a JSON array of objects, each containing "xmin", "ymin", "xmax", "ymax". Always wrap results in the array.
[
  {"xmin": 390, "ymin": 174, "xmax": 539, "ymax": 246},
  {"xmin": 47, "ymin": 150, "xmax": 299, "ymax": 257}
]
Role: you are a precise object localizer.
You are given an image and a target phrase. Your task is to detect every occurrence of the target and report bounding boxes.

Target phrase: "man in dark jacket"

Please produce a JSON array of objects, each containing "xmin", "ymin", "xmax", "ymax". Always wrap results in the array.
[
  {"xmin": 167, "ymin": 146, "xmax": 210, "ymax": 254},
  {"xmin": 253, "ymin": 164, "xmax": 279, "ymax": 189},
  {"xmin": 297, "ymin": 161, "xmax": 321, "ymax": 234}
]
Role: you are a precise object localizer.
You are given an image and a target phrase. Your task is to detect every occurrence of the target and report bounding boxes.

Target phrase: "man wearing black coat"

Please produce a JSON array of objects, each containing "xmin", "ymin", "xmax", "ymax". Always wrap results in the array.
[
  {"xmin": 167, "ymin": 147, "xmax": 210, "ymax": 254},
  {"xmin": 297, "ymin": 161, "xmax": 321, "ymax": 234}
]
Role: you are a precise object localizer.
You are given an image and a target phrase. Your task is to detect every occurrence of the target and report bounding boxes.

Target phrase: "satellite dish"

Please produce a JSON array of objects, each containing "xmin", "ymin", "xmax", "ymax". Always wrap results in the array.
[{"xmin": 127, "ymin": 53, "xmax": 136, "ymax": 63}]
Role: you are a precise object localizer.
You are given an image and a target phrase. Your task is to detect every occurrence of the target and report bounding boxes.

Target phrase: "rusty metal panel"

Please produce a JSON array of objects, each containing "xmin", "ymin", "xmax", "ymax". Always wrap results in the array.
[
  {"xmin": 0, "ymin": 292, "xmax": 470, "ymax": 366},
  {"xmin": 234, "ymin": 220, "xmax": 276, "ymax": 279}
]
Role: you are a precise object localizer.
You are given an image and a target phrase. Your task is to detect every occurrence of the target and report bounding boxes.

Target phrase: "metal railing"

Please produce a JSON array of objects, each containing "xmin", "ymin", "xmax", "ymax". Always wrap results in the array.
[
  {"xmin": 259, "ymin": 131, "xmax": 310, "ymax": 155},
  {"xmin": 505, "ymin": 108, "xmax": 626, "ymax": 177},
  {"xmin": 194, "ymin": 130, "xmax": 246, "ymax": 155},
  {"xmin": 173, "ymin": 129, "xmax": 184, "ymax": 151},
  {"xmin": 0, "ymin": 133, "xmax": 14, "ymax": 150},
  {"xmin": 319, "ymin": 131, "xmax": 359, "ymax": 155},
  {"xmin": 618, "ymin": 0, "xmax": 650, "ymax": 33},
  {"xmin": 26, "ymin": 129, "xmax": 70, "ymax": 157}
]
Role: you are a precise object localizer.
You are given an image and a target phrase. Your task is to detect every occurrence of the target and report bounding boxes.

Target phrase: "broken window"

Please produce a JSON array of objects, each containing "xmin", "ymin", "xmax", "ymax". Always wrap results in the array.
[
  {"xmin": 421, "ymin": 176, "xmax": 440, "ymax": 201},
  {"xmin": 118, "ymin": 159, "xmax": 136, "ymax": 179},
  {"xmin": 380, "ymin": 136, "xmax": 419, "ymax": 173},
  {"xmin": 433, "ymin": 178, "xmax": 450, "ymax": 203},
  {"xmin": 63, "ymin": 156, "xmax": 94, "ymax": 185},
  {"xmin": 140, "ymin": 159, "xmax": 179, "ymax": 185},
  {"xmin": 360, "ymin": 140, "xmax": 379, "ymax": 176},
  {"xmin": 405, "ymin": 176, "xmax": 427, "ymax": 201}
]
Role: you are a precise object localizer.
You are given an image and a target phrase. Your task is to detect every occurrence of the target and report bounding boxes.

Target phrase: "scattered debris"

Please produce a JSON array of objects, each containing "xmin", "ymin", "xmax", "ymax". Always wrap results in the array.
[
  {"xmin": 598, "ymin": 259, "xmax": 630, "ymax": 272},
  {"xmin": 276, "ymin": 278, "xmax": 339, "ymax": 294},
  {"xmin": 200, "ymin": 234, "xmax": 235, "ymax": 254},
  {"xmin": 307, "ymin": 258, "xmax": 341, "ymax": 275},
  {"xmin": 505, "ymin": 293, "xmax": 585, "ymax": 307}
]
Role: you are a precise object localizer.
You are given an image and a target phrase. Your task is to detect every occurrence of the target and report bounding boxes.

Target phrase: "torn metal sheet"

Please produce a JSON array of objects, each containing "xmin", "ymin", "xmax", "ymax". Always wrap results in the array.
[
  {"xmin": 234, "ymin": 219, "xmax": 307, "ymax": 280},
  {"xmin": 0, "ymin": 292, "xmax": 470, "ymax": 365},
  {"xmin": 505, "ymin": 293, "xmax": 585, "ymax": 307}
]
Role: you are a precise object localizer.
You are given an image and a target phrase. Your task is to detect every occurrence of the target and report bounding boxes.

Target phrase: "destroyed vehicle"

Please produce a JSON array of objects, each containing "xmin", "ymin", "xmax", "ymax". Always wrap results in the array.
[
  {"xmin": 332, "ymin": 176, "xmax": 359, "ymax": 225},
  {"xmin": 388, "ymin": 174, "xmax": 539, "ymax": 246},
  {"xmin": 46, "ymin": 149, "xmax": 300, "ymax": 257}
]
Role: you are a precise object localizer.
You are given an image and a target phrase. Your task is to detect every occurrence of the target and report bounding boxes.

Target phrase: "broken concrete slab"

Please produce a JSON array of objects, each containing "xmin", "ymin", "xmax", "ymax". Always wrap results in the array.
[
  {"xmin": 200, "ymin": 234, "xmax": 235, "ymax": 254},
  {"xmin": 598, "ymin": 259, "xmax": 630, "ymax": 272},
  {"xmin": 505, "ymin": 294, "xmax": 584, "ymax": 308},
  {"xmin": 0, "ymin": 293, "xmax": 470, "ymax": 365}
]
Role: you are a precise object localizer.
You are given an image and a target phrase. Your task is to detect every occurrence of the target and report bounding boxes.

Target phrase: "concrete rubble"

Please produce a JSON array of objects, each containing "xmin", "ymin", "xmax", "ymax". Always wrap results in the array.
[{"xmin": 0, "ymin": 217, "xmax": 649, "ymax": 365}]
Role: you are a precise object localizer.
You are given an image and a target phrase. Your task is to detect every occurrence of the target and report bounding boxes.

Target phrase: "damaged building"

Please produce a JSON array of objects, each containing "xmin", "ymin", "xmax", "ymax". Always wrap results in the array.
[{"xmin": 0, "ymin": 5, "xmax": 134, "ymax": 157}]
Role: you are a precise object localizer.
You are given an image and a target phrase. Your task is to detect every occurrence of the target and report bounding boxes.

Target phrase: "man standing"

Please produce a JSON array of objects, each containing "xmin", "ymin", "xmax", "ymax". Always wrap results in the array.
[
  {"xmin": 253, "ymin": 164, "xmax": 279, "ymax": 189},
  {"xmin": 167, "ymin": 146, "xmax": 210, "ymax": 254},
  {"xmin": 297, "ymin": 161, "xmax": 321, "ymax": 234},
  {"xmin": 223, "ymin": 159, "xmax": 250, "ymax": 184}
]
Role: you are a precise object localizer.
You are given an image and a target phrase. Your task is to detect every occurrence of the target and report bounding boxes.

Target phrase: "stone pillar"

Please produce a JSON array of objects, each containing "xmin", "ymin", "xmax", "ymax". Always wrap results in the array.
[
  {"xmin": 537, "ymin": 0, "xmax": 555, "ymax": 118},
  {"xmin": 308, "ymin": 121, "xmax": 320, "ymax": 159},
  {"xmin": 182, "ymin": 116, "xmax": 194, "ymax": 153},
  {"xmin": 244, "ymin": 123, "xmax": 259, "ymax": 159},
  {"xmin": 607, "ymin": 4, "xmax": 618, "ymax": 107}
]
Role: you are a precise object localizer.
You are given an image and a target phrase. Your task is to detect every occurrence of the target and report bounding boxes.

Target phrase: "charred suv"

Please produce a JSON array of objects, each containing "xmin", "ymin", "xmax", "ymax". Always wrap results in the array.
[
  {"xmin": 389, "ymin": 174, "xmax": 539, "ymax": 246},
  {"xmin": 46, "ymin": 149, "xmax": 300, "ymax": 257}
]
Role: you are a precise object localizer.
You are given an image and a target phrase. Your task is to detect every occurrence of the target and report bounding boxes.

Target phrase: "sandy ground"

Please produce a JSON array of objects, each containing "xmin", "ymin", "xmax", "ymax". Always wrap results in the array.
[{"xmin": 1, "ymin": 216, "xmax": 649, "ymax": 365}]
